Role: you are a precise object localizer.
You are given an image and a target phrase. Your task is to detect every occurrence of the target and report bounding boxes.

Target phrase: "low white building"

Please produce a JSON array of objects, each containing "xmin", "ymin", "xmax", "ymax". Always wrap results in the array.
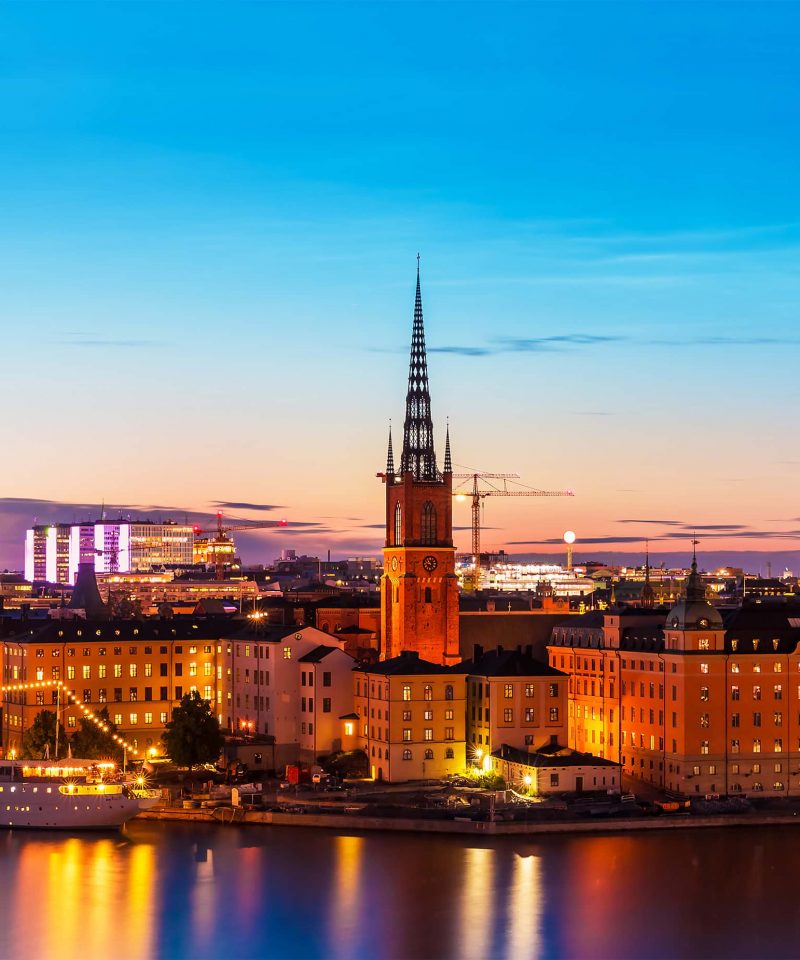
[{"xmin": 491, "ymin": 743, "xmax": 619, "ymax": 795}]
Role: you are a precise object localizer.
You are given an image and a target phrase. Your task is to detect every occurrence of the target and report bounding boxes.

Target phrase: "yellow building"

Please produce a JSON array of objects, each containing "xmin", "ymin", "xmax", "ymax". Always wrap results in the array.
[
  {"xmin": 354, "ymin": 651, "xmax": 465, "ymax": 781},
  {"xmin": 457, "ymin": 645, "xmax": 569, "ymax": 760}
]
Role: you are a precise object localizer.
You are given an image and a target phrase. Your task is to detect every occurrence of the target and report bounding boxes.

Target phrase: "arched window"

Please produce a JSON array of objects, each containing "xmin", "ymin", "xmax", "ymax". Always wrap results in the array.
[
  {"xmin": 445, "ymin": 684, "xmax": 454, "ymax": 701},
  {"xmin": 403, "ymin": 749, "xmax": 412, "ymax": 760},
  {"xmin": 445, "ymin": 748, "xmax": 454, "ymax": 759},
  {"xmin": 394, "ymin": 503, "xmax": 402, "ymax": 546},
  {"xmin": 424, "ymin": 684, "xmax": 433, "ymax": 702},
  {"xmin": 424, "ymin": 749, "xmax": 434, "ymax": 761},
  {"xmin": 424, "ymin": 587, "xmax": 432, "ymax": 603},
  {"xmin": 420, "ymin": 501, "xmax": 437, "ymax": 544}
]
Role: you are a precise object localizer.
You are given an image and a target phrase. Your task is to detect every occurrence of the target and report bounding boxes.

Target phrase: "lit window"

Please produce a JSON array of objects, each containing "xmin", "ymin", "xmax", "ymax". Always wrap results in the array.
[
  {"xmin": 283, "ymin": 647, "xmax": 292, "ymax": 660},
  {"xmin": 402, "ymin": 685, "xmax": 411, "ymax": 702},
  {"xmin": 424, "ymin": 729, "xmax": 433, "ymax": 741},
  {"xmin": 504, "ymin": 684, "xmax": 513, "ymax": 699}
]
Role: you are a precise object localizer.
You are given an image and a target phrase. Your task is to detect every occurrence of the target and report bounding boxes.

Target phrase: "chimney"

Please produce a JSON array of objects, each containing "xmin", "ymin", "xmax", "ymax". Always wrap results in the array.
[
  {"xmin": 496, "ymin": 644, "xmax": 503, "ymax": 655},
  {"xmin": 472, "ymin": 643, "xmax": 483, "ymax": 661}
]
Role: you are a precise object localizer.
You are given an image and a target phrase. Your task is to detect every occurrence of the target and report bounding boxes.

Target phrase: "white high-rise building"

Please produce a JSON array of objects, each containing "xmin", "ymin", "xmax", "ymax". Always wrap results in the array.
[{"xmin": 24, "ymin": 521, "xmax": 194, "ymax": 585}]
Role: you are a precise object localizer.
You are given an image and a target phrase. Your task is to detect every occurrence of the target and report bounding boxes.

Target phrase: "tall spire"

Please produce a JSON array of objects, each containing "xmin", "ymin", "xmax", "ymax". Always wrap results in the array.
[
  {"xmin": 684, "ymin": 535, "xmax": 706, "ymax": 602},
  {"xmin": 641, "ymin": 539, "xmax": 655, "ymax": 609},
  {"xmin": 400, "ymin": 255, "xmax": 438, "ymax": 480},
  {"xmin": 443, "ymin": 419, "xmax": 452, "ymax": 474},
  {"xmin": 386, "ymin": 422, "xmax": 395, "ymax": 475}
]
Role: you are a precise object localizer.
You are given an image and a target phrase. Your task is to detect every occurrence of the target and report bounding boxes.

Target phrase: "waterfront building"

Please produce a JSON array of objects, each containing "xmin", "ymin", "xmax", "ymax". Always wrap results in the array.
[
  {"xmin": 456, "ymin": 645, "xmax": 569, "ymax": 758},
  {"xmin": 222, "ymin": 624, "xmax": 353, "ymax": 768},
  {"xmin": 354, "ymin": 651, "xmax": 466, "ymax": 782},
  {"xmin": 24, "ymin": 520, "xmax": 194, "ymax": 585},
  {"xmin": 378, "ymin": 264, "xmax": 459, "ymax": 666},
  {"xmin": 490, "ymin": 743, "xmax": 619, "ymax": 795},
  {"xmin": 548, "ymin": 551, "xmax": 800, "ymax": 797},
  {"xmin": 0, "ymin": 616, "xmax": 224, "ymax": 758}
]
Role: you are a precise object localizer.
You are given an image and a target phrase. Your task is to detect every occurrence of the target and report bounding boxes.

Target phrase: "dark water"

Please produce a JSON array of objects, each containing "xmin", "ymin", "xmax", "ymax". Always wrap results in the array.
[{"xmin": 0, "ymin": 822, "xmax": 799, "ymax": 960}]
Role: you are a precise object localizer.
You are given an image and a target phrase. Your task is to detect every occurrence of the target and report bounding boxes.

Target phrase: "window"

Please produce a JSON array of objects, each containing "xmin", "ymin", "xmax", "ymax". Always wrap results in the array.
[
  {"xmin": 35, "ymin": 668, "xmax": 44, "ymax": 681},
  {"xmin": 323, "ymin": 698, "xmax": 331, "ymax": 713},
  {"xmin": 753, "ymin": 739, "xmax": 762, "ymax": 753},
  {"xmin": 98, "ymin": 689, "xmax": 107, "ymax": 703},
  {"xmin": 445, "ymin": 727, "xmax": 454, "ymax": 740},
  {"xmin": 731, "ymin": 685, "xmax": 740, "ymax": 701},
  {"xmin": 144, "ymin": 713, "xmax": 153, "ymax": 725},
  {"xmin": 189, "ymin": 663, "xmax": 197, "ymax": 677},
  {"xmin": 420, "ymin": 501, "xmax": 437, "ymax": 544},
  {"xmin": 323, "ymin": 672, "xmax": 331, "ymax": 687},
  {"xmin": 754, "ymin": 686, "xmax": 762, "ymax": 700},
  {"xmin": 402, "ymin": 749, "xmax": 412, "ymax": 760},
  {"xmin": 83, "ymin": 689, "xmax": 91, "ymax": 703},
  {"xmin": 402, "ymin": 710, "xmax": 411, "ymax": 721},
  {"xmin": 129, "ymin": 664, "xmax": 137, "ymax": 678},
  {"xmin": 445, "ymin": 748, "xmax": 454, "ymax": 759},
  {"xmin": 524, "ymin": 708, "xmax": 535, "ymax": 722},
  {"xmin": 82, "ymin": 665, "xmax": 91, "ymax": 680},
  {"xmin": 114, "ymin": 688, "xmax": 122, "ymax": 702},
  {"xmin": 424, "ymin": 729, "xmax": 433, "ymax": 741},
  {"xmin": 402, "ymin": 729, "xmax": 411, "ymax": 742},
  {"xmin": 753, "ymin": 712, "xmax": 762, "ymax": 727},
  {"xmin": 51, "ymin": 666, "xmax": 61, "ymax": 681},
  {"xmin": 550, "ymin": 774, "xmax": 559, "ymax": 787},
  {"xmin": 731, "ymin": 739, "xmax": 740, "ymax": 753},
  {"xmin": 698, "ymin": 638, "xmax": 709, "ymax": 650},
  {"xmin": 731, "ymin": 662, "xmax": 740, "ymax": 673},
  {"xmin": 130, "ymin": 688, "xmax": 138, "ymax": 702},
  {"xmin": 700, "ymin": 740, "xmax": 709, "ymax": 755},
  {"xmin": 424, "ymin": 685, "xmax": 432, "ymax": 702},
  {"xmin": 700, "ymin": 714, "xmax": 710, "ymax": 728},
  {"xmin": 445, "ymin": 709, "xmax": 453, "ymax": 720},
  {"xmin": 775, "ymin": 684, "xmax": 783, "ymax": 700},
  {"xmin": 525, "ymin": 683, "xmax": 534, "ymax": 697},
  {"xmin": 114, "ymin": 664, "xmax": 122, "ymax": 679},
  {"xmin": 283, "ymin": 647, "xmax": 292, "ymax": 660},
  {"xmin": 549, "ymin": 707, "xmax": 559, "ymax": 722},
  {"xmin": 774, "ymin": 739, "xmax": 783, "ymax": 753},
  {"xmin": 424, "ymin": 709, "xmax": 433, "ymax": 721},
  {"xmin": 445, "ymin": 685, "xmax": 454, "ymax": 701},
  {"xmin": 700, "ymin": 687, "xmax": 709, "ymax": 701},
  {"xmin": 402, "ymin": 684, "xmax": 411, "ymax": 702},
  {"xmin": 504, "ymin": 684, "xmax": 513, "ymax": 699},
  {"xmin": 67, "ymin": 666, "xmax": 75, "ymax": 680},
  {"xmin": 774, "ymin": 712, "xmax": 783, "ymax": 726},
  {"xmin": 731, "ymin": 713, "xmax": 740, "ymax": 728},
  {"xmin": 424, "ymin": 748, "xmax": 434, "ymax": 760},
  {"xmin": 129, "ymin": 713, "xmax": 138, "ymax": 725},
  {"xmin": 700, "ymin": 663, "xmax": 709, "ymax": 674},
  {"xmin": 388, "ymin": 503, "xmax": 401, "ymax": 549},
  {"xmin": 503, "ymin": 708, "xmax": 513, "ymax": 722}
]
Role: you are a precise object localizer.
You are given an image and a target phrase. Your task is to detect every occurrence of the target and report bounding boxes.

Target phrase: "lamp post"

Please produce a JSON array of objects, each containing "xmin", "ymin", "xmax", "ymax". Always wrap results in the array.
[{"xmin": 564, "ymin": 531, "xmax": 576, "ymax": 572}]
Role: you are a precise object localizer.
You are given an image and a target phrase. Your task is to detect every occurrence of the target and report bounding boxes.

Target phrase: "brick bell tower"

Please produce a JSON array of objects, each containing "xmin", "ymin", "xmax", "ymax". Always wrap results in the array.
[{"xmin": 378, "ymin": 259, "xmax": 460, "ymax": 665}]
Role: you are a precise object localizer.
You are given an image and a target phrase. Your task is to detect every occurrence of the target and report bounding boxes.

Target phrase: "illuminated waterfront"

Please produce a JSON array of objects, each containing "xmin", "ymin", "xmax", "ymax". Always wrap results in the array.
[{"xmin": 1, "ymin": 823, "xmax": 800, "ymax": 959}]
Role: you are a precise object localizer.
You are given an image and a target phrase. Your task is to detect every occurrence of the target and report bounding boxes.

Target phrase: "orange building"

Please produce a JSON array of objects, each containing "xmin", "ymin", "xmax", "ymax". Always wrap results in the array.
[
  {"xmin": 377, "ymin": 264, "xmax": 459, "ymax": 665},
  {"xmin": 549, "ymin": 553, "xmax": 800, "ymax": 797}
]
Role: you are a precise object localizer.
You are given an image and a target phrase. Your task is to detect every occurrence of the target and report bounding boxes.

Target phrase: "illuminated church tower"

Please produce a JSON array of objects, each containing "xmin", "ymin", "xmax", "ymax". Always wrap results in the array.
[{"xmin": 378, "ymin": 261, "xmax": 460, "ymax": 665}]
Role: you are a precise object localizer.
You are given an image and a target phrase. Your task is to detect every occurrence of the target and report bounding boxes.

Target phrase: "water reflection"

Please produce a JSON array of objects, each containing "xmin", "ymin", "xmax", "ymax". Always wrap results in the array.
[{"xmin": 2, "ymin": 824, "xmax": 800, "ymax": 959}]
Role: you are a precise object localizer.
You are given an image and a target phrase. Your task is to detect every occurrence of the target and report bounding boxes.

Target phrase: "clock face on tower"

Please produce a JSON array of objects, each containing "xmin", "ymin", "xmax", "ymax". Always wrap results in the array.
[
  {"xmin": 422, "ymin": 555, "xmax": 438, "ymax": 573},
  {"xmin": 391, "ymin": 557, "xmax": 399, "ymax": 572}
]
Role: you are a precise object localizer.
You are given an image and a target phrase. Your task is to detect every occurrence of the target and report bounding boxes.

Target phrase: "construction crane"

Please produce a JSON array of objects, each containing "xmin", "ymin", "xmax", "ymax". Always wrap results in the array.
[
  {"xmin": 452, "ymin": 473, "xmax": 574, "ymax": 591},
  {"xmin": 193, "ymin": 511, "xmax": 289, "ymax": 580}
]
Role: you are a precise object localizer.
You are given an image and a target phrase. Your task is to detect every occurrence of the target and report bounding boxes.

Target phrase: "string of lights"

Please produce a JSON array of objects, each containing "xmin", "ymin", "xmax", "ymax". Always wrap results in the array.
[{"xmin": 0, "ymin": 679, "xmax": 140, "ymax": 755}]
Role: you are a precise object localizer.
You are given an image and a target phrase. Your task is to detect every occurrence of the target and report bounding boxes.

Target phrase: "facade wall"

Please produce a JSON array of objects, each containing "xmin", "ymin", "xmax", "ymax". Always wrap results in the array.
[
  {"xmin": 354, "ymin": 671, "xmax": 466, "ymax": 782},
  {"xmin": 493, "ymin": 756, "xmax": 619, "ymax": 795},
  {"xmin": 297, "ymin": 649, "xmax": 356, "ymax": 761},
  {"xmin": 549, "ymin": 614, "xmax": 800, "ymax": 798},
  {"xmin": 467, "ymin": 674, "xmax": 568, "ymax": 755}
]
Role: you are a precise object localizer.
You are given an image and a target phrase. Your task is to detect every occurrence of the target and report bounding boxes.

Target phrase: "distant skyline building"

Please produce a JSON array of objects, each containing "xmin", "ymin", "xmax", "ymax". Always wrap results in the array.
[{"xmin": 24, "ymin": 521, "xmax": 194, "ymax": 585}]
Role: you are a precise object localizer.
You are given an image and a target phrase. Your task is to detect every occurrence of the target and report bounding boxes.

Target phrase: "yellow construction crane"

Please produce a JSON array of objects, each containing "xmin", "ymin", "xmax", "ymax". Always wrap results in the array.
[
  {"xmin": 452, "ymin": 473, "xmax": 574, "ymax": 591},
  {"xmin": 193, "ymin": 511, "xmax": 289, "ymax": 581}
]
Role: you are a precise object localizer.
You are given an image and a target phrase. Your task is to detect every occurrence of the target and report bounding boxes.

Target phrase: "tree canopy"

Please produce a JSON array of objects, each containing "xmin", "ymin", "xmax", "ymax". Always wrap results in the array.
[
  {"xmin": 71, "ymin": 707, "xmax": 120, "ymax": 760},
  {"xmin": 161, "ymin": 691, "xmax": 223, "ymax": 769},
  {"xmin": 21, "ymin": 710, "xmax": 61, "ymax": 759}
]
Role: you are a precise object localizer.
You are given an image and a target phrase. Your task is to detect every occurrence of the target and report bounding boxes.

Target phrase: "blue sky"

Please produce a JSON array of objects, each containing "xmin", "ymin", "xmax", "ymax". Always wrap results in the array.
[{"xmin": 1, "ymin": 2, "xmax": 800, "ymax": 571}]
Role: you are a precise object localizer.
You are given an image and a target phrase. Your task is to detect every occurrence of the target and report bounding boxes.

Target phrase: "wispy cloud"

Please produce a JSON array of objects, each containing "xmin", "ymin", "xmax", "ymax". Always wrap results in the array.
[{"xmin": 213, "ymin": 501, "xmax": 284, "ymax": 512}]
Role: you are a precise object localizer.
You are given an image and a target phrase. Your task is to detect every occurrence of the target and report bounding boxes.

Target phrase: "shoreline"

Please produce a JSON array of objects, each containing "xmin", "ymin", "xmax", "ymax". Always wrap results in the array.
[{"xmin": 134, "ymin": 805, "xmax": 800, "ymax": 836}]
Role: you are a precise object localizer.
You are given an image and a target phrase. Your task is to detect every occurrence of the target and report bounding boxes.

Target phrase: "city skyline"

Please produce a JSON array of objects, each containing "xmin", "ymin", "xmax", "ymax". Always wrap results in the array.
[{"xmin": 2, "ymin": 3, "xmax": 800, "ymax": 572}]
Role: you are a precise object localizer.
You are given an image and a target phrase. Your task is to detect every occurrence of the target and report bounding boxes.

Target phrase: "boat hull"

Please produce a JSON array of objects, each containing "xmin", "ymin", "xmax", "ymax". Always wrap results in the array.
[{"xmin": 0, "ymin": 790, "xmax": 147, "ymax": 830}]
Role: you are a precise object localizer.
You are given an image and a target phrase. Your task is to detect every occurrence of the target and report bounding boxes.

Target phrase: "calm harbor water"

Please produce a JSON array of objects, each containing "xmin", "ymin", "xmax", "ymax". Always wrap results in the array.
[{"xmin": 1, "ymin": 822, "xmax": 799, "ymax": 959}]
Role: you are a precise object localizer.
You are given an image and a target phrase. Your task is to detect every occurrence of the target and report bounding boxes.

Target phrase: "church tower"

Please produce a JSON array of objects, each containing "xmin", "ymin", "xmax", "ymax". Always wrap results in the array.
[{"xmin": 378, "ymin": 261, "xmax": 460, "ymax": 665}]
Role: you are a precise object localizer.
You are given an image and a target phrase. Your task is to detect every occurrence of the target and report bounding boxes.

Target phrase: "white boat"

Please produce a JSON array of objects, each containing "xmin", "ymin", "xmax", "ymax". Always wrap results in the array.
[{"xmin": 0, "ymin": 759, "xmax": 159, "ymax": 830}]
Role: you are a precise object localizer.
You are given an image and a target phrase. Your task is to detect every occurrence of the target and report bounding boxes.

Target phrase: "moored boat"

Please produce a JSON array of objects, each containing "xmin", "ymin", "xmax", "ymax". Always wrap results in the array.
[{"xmin": 0, "ymin": 759, "xmax": 159, "ymax": 830}]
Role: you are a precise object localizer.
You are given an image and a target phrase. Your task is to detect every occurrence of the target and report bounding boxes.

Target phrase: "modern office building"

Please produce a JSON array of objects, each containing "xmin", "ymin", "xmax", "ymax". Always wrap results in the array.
[{"xmin": 24, "ymin": 521, "xmax": 195, "ymax": 585}]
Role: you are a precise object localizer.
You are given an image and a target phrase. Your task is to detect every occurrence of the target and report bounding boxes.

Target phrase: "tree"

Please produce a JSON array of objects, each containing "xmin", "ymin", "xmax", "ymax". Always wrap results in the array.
[
  {"xmin": 21, "ymin": 710, "xmax": 62, "ymax": 759},
  {"xmin": 71, "ymin": 707, "xmax": 120, "ymax": 760},
  {"xmin": 162, "ymin": 691, "xmax": 223, "ymax": 769}
]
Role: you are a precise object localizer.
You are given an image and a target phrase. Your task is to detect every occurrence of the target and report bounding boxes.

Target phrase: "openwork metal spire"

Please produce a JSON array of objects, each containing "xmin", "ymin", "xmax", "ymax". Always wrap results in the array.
[{"xmin": 400, "ymin": 256, "xmax": 438, "ymax": 480}]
